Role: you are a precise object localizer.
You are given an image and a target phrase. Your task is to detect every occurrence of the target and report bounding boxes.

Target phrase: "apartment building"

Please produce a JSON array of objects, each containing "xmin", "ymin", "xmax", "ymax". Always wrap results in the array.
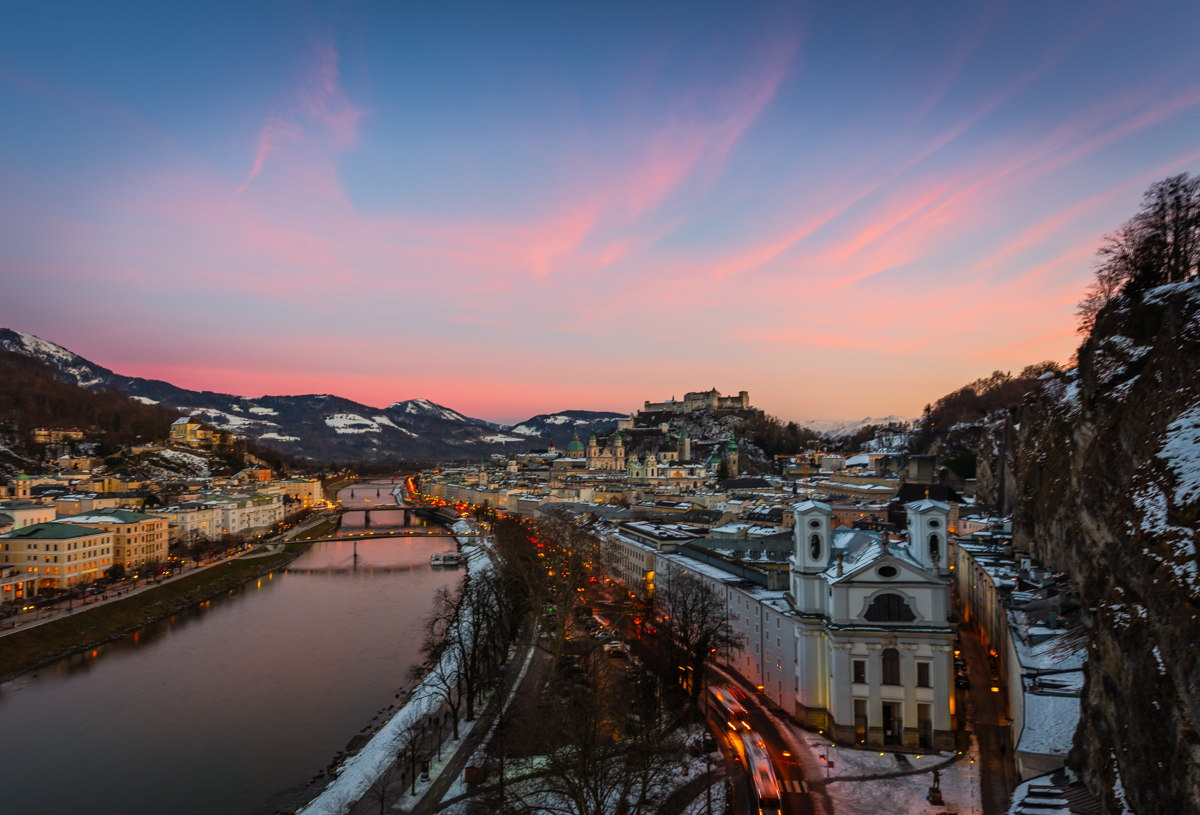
[
  {"xmin": 0, "ymin": 522, "xmax": 114, "ymax": 592},
  {"xmin": 57, "ymin": 509, "xmax": 169, "ymax": 570}
]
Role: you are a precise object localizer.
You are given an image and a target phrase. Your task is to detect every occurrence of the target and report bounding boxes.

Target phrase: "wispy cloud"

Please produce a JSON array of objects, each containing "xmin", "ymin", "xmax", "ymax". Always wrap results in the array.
[{"xmin": 234, "ymin": 43, "xmax": 364, "ymax": 196}]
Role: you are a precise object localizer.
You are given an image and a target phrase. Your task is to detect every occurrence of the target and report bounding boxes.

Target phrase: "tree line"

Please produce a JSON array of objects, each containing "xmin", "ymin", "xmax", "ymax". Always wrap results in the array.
[{"xmin": 1078, "ymin": 173, "xmax": 1200, "ymax": 334}]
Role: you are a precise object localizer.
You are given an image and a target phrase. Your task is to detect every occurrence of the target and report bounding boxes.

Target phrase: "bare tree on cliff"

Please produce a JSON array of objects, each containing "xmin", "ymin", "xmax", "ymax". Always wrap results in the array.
[
  {"xmin": 1078, "ymin": 173, "xmax": 1200, "ymax": 333},
  {"xmin": 654, "ymin": 563, "xmax": 744, "ymax": 707}
]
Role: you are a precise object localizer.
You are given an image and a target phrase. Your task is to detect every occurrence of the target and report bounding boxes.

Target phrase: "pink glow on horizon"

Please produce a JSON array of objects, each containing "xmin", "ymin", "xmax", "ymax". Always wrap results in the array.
[{"xmin": 7, "ymin": 17, "xmax": 1200, "ymax": 425}]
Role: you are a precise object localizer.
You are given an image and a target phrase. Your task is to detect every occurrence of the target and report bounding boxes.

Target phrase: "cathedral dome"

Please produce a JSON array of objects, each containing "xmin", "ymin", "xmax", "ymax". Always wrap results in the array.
[{"xmin": 566, "ymin": 432, "xmax": 585, "ymax": 453}]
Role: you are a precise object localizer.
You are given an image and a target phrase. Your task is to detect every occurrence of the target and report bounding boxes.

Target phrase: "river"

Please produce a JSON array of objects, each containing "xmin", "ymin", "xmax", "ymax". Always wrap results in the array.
[{"xmin": 0, "ymin": 480, "xmax": 461, "ymax": 815}]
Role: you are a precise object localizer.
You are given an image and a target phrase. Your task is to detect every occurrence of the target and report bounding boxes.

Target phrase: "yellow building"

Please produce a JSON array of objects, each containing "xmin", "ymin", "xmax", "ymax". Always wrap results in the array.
[
  {"xmin": 57, "ymin": 509, "xmax": 169, "ymax": 570},
  {"xmin": 0, "ymin": 522, "xmax": 114, "ymax": 592}
]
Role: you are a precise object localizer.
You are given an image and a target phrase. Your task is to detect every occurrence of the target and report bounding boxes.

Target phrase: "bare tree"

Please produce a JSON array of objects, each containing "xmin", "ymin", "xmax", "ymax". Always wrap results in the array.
[
  {"xmin": 499, "ymin": 649, "xmax": 685, "ymax": 815},
  {"xmin": 413, "ymin": 586, "xmax": 465, "ymax": 740},
  {"xmin": 654, "ymin": 563, "xmax": 744, "ymax": 708},
  {"xmin": 1078, "ymin": 173, "xmax": 1200, "ymax": 332},
  {"xmin": 361, "ymin": 761, "xmax": 402, "ymax": 815}
]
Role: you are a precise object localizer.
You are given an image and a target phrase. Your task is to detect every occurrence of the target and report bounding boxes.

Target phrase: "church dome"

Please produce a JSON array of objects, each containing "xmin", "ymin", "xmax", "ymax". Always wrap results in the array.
[{"xmin": 566, "ymin": 432, "xmax": 585, "ymax": 453}]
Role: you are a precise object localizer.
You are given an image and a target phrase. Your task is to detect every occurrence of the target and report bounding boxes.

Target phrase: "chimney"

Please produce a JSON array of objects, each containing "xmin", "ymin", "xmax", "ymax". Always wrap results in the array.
[{"xmin": 836, "ymin": 553, "xmax": 844, "ymax": 577}]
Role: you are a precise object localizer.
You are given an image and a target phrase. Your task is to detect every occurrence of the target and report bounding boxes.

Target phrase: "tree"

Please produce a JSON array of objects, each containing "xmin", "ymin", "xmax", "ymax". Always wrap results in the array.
[
  {"xmin": 414, "ymin": 586, "xmax": 466, "ymax": 741},
  {"xmin": 498, "ymin": 648, "xmax": 685, "ymax": 815},
  {"xmin": 653, "ymin": 563, "xmax": 744, "ymax": 708},
  {"xmin": 361, "ymin": 761, "xmax": 402, "ymax": 815},
  {"xmin": 1078, "ymin": 173, "xmax": 1200, "ymax": 332}
]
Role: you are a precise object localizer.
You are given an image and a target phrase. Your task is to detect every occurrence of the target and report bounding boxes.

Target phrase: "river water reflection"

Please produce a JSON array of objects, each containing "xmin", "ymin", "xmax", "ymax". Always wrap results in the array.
[{"xmin": 0, "ymin": 481, "xmax": 458, "ymax": 815}]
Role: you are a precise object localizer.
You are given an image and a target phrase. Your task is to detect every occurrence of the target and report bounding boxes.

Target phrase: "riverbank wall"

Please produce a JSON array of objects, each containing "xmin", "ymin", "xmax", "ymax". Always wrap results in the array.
[{"xmin": 0, "ymin": 542, "xmax": 311, "ymax": 683}]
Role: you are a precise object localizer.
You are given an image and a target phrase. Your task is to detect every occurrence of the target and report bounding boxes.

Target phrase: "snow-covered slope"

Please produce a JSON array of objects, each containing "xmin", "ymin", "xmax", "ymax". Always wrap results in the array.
[
  {"xmin": 0, "ymin": 327, "xmax": 619, "ymax": 462},
  {"xmin": 503, "ymin": 410, "xmax": 626, "ymax": 445},
  {"xmin": 800, "ymin": 415, "xmax": 917, "ymax": 437}
]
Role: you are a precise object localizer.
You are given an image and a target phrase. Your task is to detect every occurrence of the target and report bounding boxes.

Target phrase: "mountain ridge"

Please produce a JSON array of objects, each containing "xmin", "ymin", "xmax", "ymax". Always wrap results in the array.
[{"xmin": 0, "ymin": 329, "xmax": 616, "ymax": 462}]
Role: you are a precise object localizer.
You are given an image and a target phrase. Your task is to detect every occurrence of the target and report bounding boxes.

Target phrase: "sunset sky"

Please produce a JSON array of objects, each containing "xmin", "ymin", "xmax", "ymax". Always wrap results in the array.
[{"xmin": 3, "ymin": 2, "xmax": 1200, "ymax": 424}]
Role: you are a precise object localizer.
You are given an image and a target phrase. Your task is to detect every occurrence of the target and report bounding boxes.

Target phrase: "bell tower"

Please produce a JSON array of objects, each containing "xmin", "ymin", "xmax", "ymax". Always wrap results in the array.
[
  {"xmin": 905, "ymin": 498, "xmax": 950, "ymax": 576},
  {"xmin": 791, "ymin": 500, "xmax": 832, "ymax": 614}
]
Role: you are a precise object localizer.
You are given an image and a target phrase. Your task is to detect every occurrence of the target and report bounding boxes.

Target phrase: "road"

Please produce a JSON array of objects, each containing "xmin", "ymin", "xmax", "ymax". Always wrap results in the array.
[{"xmin": 706, "ymin": 666, "xmax": 817, "ymax": 815}]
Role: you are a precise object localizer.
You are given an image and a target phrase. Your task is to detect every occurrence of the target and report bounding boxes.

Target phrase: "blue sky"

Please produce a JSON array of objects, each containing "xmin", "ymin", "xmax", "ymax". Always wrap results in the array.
[{"xmin": 3, "ymin": 1, "xmax": 1199, "ymax": 422}]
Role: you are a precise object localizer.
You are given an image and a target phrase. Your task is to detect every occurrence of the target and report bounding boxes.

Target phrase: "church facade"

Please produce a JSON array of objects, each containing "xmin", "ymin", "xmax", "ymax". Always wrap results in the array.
[{"xmin": 790, "ymin": 499, "xmax": 956, "ymax": 750}]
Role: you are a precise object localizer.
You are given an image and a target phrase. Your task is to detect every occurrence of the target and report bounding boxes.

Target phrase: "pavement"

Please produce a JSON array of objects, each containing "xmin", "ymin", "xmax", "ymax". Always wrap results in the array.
[{"xmin": 406, "ymin": 625, "xmax": 538, "ymax": 815}]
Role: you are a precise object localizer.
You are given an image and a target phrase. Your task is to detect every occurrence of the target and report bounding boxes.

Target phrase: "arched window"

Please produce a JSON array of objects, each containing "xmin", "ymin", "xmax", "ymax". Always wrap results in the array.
[
  {"xmin": 881, "ymin": 648, "xmax": 901, "ymax": 685},
  {"xmin": 864, "ymin": 593, "xmax": 916, "ymax": 622},
  {"xmin": 929, "ymin": 533, "xmax": 940, "ymax": 563},
  {"xmin": 809, "ymin": 533, "xmax": 821, "ymax": 560}
]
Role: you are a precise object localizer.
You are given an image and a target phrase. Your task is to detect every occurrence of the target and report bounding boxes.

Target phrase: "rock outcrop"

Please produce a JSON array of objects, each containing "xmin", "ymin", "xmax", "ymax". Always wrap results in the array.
[{"xmin": 983, "ymin": 282, "xmax": 1200, "ymax": 813}]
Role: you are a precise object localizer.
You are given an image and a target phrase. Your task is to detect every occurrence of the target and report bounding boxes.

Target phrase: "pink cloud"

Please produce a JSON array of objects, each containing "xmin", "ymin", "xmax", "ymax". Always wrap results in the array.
[{"xmin": 234, "ymin": 43, "xmax": 365, "ymax": 196}]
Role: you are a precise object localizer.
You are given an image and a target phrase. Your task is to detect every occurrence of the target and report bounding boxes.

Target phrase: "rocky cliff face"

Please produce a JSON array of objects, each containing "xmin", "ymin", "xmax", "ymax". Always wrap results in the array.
[{"xmin": 983, "ymin": 282, "xmax": 1200, "ymax": 813}]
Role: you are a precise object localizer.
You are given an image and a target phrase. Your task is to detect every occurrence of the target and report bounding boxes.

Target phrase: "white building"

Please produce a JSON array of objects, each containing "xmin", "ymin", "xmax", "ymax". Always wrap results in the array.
[{"xmin": 791, "ymin": 499, "xmax": 955, "ymax": 749}]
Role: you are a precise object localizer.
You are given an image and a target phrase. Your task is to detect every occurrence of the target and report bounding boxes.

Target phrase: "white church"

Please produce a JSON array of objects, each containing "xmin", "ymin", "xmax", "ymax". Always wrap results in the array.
[{"xmin": 790, "ymin": 498, "xmax": 957, "ymax": 750}]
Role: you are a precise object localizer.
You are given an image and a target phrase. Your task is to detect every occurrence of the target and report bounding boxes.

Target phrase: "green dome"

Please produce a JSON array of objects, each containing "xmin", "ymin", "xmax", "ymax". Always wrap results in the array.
[
  {"xmin": 566, "ymin": 432, "xmax": 585, "ymax": 452},
  {"xmin": 727, "ymin": 437, "xmax": 738, "ymax": 452},
  {"xmin": 588, "ymin": 430, "xmax": 598, "ymax": 442}
]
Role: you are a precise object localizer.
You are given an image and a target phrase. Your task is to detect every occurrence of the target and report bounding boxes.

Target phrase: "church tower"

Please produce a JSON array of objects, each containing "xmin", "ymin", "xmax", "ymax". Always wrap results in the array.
[
  {"xmin": 614, "ymin": 431, "xmax": 625, "ymax": 471},
  {"xmin": 586, "ymin": 430, "xmax": 599, "ymax": 468},
  {"xmin": 681, "ymin": 425, "xmax": 691, "ymax": 461},
  {"xmin": 725, "ymin": 438, "xmax": 739, "ymax": 477},
  {"xmin": 12, "ymin": 473, "xmax": 31, "ymax": 501},
  {"xmin": 905, "ymin": 498, "xmax": 951, "ymax": 576},
  {"xmin": 792, "ymin": 500, "xmax": 832, "ymax": 613}
]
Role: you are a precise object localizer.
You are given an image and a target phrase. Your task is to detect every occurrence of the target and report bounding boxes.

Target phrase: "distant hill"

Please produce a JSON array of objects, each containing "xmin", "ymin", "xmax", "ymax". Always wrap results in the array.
[
  {"xmin": 504, "ymin": 410, "xmax": 626, "ymax": 446},
  {"xmin": 0, "ymin": 329, "xmax": 617, "ymax": 463},
  {"xmin": 800, "ymin": 415, "xmax": 918, "ymax": 437},
  {"xmin": 0, "ymin": 349, "xmax": 181, "ymax": 472}
]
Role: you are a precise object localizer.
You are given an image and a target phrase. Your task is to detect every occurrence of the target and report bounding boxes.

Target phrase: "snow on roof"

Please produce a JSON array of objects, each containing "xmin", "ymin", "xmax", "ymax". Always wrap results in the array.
[{"xmin": 1016, "ymin": 693, "xmax": 1079, "ymax": 757}]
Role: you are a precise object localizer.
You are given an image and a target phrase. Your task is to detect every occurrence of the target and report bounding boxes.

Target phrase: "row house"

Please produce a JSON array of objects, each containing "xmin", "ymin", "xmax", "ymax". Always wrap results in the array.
[
  {"xmin": 58, "ymin": 509, "xmax": 169, "ymax": 570},
  {"xmin": 0, "ymin": 522, "xmax": 115, "ymax": 593}
]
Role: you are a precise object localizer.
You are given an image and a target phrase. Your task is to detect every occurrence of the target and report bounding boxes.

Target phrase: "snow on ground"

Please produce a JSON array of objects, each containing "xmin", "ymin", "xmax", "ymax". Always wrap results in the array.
[
  {"xmin": 1016, "ymin": 695, "xmax": 1079, "ymax": 758},
  {"xmin": 389, "ymin": 399, "xmax": 470, "ymax": 422},
  {"xmin": 158, "ymin": 449, "xmax": 211, "ymax": 476},
  {"xmin": 508, "ymin": 424, "xmax": 544, "ymax": 437},
  {"xmin": 259, "ymin": 433, "xmax": 300, "ymax": 442},
  {"xmin": 824, "ymin": 736, "xmax": 980, "ymax": 815},
  {"xmin": 680, "ymin": 778, "xmax": 727, "ymax": 815},
  {"xmin": 130, "ymin": 395, "xmax": 158, "ymax": 405},
  {"xmin": 476, "ymin": 435, "xmax": 524, "ymax": 444},
  {"xmin": 371, "ymin": 415, "xmax": 418, "ymax": 437},
  {"xmin": 324, "ymin": 414, "xmax": 381, "ymax": 434},
  {"xmin": 249, "ymin": 405, "xmax": 278, "ymax": 415},
  {"xmin": 1159, "ymin": 399, "xmax": 1200, "ymax": 506},
  {"xmin": 183, "ymin": 406, "xmax": 269, "ymax": 430}
]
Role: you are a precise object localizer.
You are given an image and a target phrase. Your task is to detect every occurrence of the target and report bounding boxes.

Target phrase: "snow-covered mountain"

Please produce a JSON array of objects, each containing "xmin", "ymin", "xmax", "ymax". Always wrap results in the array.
[
  {"xmin": 800, "ymin": 415, "xmax": 918, "ymax": 437},
  {"xmin": 0, "ymin": 328, "xmax": 549, "ymax": 462},
  {"xmin": 388, "ymin": 398, "xmax": 493, "ymax": 426},
  {"xmin": 503, "ymin": 410, "xmax": 626, "ymax": 445}
]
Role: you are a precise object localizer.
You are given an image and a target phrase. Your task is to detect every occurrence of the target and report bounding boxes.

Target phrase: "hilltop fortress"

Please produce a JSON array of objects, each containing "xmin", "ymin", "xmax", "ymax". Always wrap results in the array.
[{"xmin": 643, "ymin": 388, "xmax": 750, "ymax": 415}]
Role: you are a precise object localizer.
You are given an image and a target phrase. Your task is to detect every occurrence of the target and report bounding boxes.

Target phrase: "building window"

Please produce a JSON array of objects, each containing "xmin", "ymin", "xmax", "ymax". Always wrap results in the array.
[
  {"xmin": 864, "ymin": 593, "xmax": 917, "ymax": 622},
  {"xmin": 809, "ymin": 533, "xmax": 821, "ymax": 560},
  {"xmin": 881, "ymin": 648, "xmax": 901, "ymax": 685},
  {"xmin": 917, "ymin": 661, "xmax": 931, "ymax": 688},
  {"xmin": 853, "ymin": 659, "xmax": 866, "ymax": 684},
  {"xmin": 929, "ymin": 534, "xmax": 940, "ymax": 563}
]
